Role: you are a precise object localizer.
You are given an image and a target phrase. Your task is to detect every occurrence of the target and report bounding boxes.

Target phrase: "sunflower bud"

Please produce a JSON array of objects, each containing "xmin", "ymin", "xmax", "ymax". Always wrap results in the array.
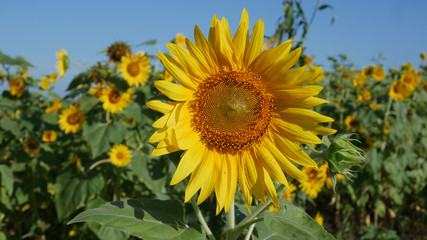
[
  {"xmin": 107, "ymin": 42, "xmax": 131, "ymax": 65},
  {"xmin": 324, "ymin": 134, "xmax": 365, "ymax": 177}
]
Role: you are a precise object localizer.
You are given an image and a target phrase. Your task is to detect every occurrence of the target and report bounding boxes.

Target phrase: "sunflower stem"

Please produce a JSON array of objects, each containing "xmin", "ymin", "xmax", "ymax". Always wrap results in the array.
[
  {"xmin": 381, "ymin": 96, "xmax": 393, "ymax": 151},
  {"xmin": 244, "ymin": 223, "xmax": 256, "ymax": 240},
  {"xmin": 225, "ymin": 200, "xmax": 235, "ymax": 240},
  {"xmin": 190, "ymin": 197, "xmax": 216, "ymax": 240}
]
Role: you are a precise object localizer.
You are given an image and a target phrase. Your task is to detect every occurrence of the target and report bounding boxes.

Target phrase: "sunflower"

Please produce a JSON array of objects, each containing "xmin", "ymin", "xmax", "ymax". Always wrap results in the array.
[
  {"xmin": 400, "ymin": 70, "xmax": 420, "ymax": 90},
  {"xmin": 56, "ymin": 49, "xmax": 69, "ymax": 78},
  {"xmin": 59, "ymin": 105, "xmax": 86, "ymax": 134},
  {"xmin": 281, "ymin": 183, "xmax": 297, "ymax": 201},
  {"xmin": 9, "ymin": 78, "xmax": 26, "ymax": 97},
  {"xmin": 99, "ymin": 86, "xmax": 134, "ymax": 113},
  {"xmin": 317, "ymin": 163, "xmax": 344, "ymax": 189},
  {"xmin": 384, "ymin": 121, "xmax": 390, "ymax": 135},
  {"xmin": 345, "ymin": 115, "xmax": 360, "ymax": 130},
  {"xmin": 119, "ymin": 52, "xmax": 151, "ymax": 87},
  {"xmin": 49, "ymin": 73, "xmax": 58, "ymax": 83},
  {"xmin": 389, "ymin": 81, "xmax": 413, "ymax": 100},
  {"xmin": 356, "ymin": 88, "xmax": 372, "ymax": 102},
  {"xmin": 42, "ymin": 130, "xmax": 57, "ymax": 143},
  {"xmin": 45, "ymin": 97, "xmax": 63, "ymax": 114},
  {"xmin": 23, "ymin": 139, "xmax": 40, "ymax": 156},
  {"xmin": 304, "ymin": 56, "xmax": 312, "ymax": 67},
  {"xmin": 314, "ymin": 212, "xmax": 324, "ymax": 226},
  {"xmin": 342, "ymin": 72, "xmax": 352, "ymax": 80},
  {"xmin": 40, "ymin": 77, "xmax": 50, "ymax": 90},
  {"xmin": 352, "ymin": 72, "xmax": 366, "ymax": 87},
  {"xmin": 109, "ymin": 144, "xmax": 132, "ymax": 167},
  {"xmin": 299, "ymin": 167, "xmax": 325, "ymax": 199},
  {"xmin": 175, "ymin": 33, "xmax": 186, "ymax": 47},
  {"xmin": 147, "ymin": 9, "xmax": 336, "ymax": 214},
  {"xmin": 372, "ymin": 66, "xmax": 386, "ymax": 81},
  {"xmin": 421, "ymin": 52, "xmax": 426, "ymax": 62},
  {"xmin": 107, "ymin": 42, "xmax": 131, "ymax": 65}
]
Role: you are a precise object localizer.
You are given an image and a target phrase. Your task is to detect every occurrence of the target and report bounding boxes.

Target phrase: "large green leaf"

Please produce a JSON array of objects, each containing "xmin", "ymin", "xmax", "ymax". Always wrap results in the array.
[
  {"xmin": 55, "ymin": 169, "xmax": 105, "ymax": 220},
  {"xmin": 82, "ymin": 122, "xmax": 126, "ymax": 158},
  {"xmin": 0, "ymin": 119, "xmax": 21, "ymax": 137},
  {"xmin": 78, "ymin": 94, "xmax": 99, "ymax": 114},
  {"xmin": 69, "ymin": 199, "xmax": 205, "ymax": 240},
  {"xmin": 263, "ymin": 199, "xmax": 335, "ymax": 240},
  {"xmin": 0, "ymin": 165, "xmax": 13, "ymax": 196}
]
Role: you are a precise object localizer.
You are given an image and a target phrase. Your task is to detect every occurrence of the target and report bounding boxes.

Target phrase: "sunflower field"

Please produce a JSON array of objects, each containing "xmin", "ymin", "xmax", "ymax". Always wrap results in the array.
[{"xmin": 0, "ymin": 1, "xmax": 426, "ymax": 240}]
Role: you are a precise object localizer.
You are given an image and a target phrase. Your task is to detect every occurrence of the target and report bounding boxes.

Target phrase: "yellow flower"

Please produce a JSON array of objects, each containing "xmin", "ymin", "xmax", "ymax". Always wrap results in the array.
[
  {"xmin": 109, "ymin": 144, "xmax": 132, "ymax": 167},
  {"xmin": 314, "ymin": 212, "xmax": 324, "ymax": 226},
  {"xmin": 384, "ymin": 121, "xmax": 390, "ymax": 135},
  {"xmin": 49, "ymin": 73, "xmax": 57, "ymax": 83},
  {"xmin": 389, "ymin": 81, "xmax": 413, "ymax": 100},
  {"xmin": 342, "ymin": 72, "xmax": 352, "ymax": 80},
  {"xmin": 9, "ymin": 78, "xmax": 26, "ymax": 97},
  {"xmin": 99, "ymin": 86, "xmax": 134, "ymax": 114},
  {"xmin": 148, "ymin": 9, "xmax": 336, "ymax": 214},
  {"xmin": 362, "ymin": 136, "xmax": 376, "ymax": 151},
  {"xmin": 299, "ymin": 167, "xmax": 325, "ymax": 199},
  {"xmin": 59, "ymin": 105, "xmax": 86, "ymax": 134},
  {"xmin": 281, "ymin": 183, "xmax": 297, "ymax": 201},
  {"xmin": 317, "ymin": 163, "xmax": 344, "ymax": 189},
  {"xmin": 357, "ymin": 88, "xmax": 372, "ymax": 103},
  {"xmin": 164, "ymin": 70, "xmax": 174, "ymax": 82},
  {"xmin": 23, "ymin": 139, "xmax": 40, "ymax": 156},
  {"xmin": 362, "ymin": 66, "xmax": 375, "ymax": 77},
  {"xmin": 421, "ymin": 51, "xmax": 426, "ymax": 62},
  {"xmin": 352, "ymin": 72, "xmax": 366, "ymax": 87},
  {"xmin": 373, "ymin": 66, "xmax": 386, "ymax": 81},
  {"xmin": 304, "ymin": 56, "xmax": 312, "ymax": 67},
  {"xmin": 401, "ymin": 62, "xmax": 413, "ymax": 72},
  {"xmin": 70, "ymin": 155, "xmax": 81, "ymax": 173},
  {"xmin": 45, "ymin": 97, "xmax": 63, "ymax": 114},
  {"xmin": 345, "ymin": 115, "xmax": 360, "ymax": 130},
  {"xmin": 56, "ymin": 49, "xmax": 69, "ymax": 78},
  {"xmin": 40, "ymin": 77, "xmax": 50, "ymax": 90},
  {"xmin": 42, "ymin": 130, "xmax": 57, "ymax": 143},
  {"xmin": 175, "ymin": 33, "xmax": 186, "ymax": 47},
  {"xmin": 119, "ymin": 51, "xmax": 151, "ymax": 87},
  {"xmin": 400, "ymin": 70, "xmax": 420, "ymax": 90}
]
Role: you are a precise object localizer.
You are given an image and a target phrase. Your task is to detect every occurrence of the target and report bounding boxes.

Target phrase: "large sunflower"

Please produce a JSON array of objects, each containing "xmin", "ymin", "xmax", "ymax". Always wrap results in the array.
[
  {"xmin": 119, "ymin": 52, "xmax": 151, "ymax": 87},
  {"xmin": 99, "ymin": 86, "xmax": 134, "ymax": 114},
  {"xmin": 59, "ymin": 105, "xmax": 86, "ymax": 134},
  {"xmin": 147, "ymin": 9, "xmax": 336, "ymax": 214}
]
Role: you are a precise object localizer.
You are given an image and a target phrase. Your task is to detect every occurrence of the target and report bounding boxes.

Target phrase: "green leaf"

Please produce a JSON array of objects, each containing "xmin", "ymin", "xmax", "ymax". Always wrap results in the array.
[
  {"xmin": 55, "ymin": 169, "xmax": 105, "ymax": 220},
  {"xmin": 68, "ymin": 199, "xmax": 205, "ymax": 240},
  {"xmin": 0, "ymin": 165, "xmax": 13, "ymax": 196},
  {"xmin": 78, "ymin": 94, "xmax": 100, "ymax": 114},
  {"xmin": 319, "ymin": 4, "xmax": 333, "ymax": 10},
  {"xmin": 137, "ymin": 40, "xmax": 157, "ymax": 46},
  {"xmin": 83, "ymin": 122, "xmax": 126, "ymax": 158},
  {"xmin": 88, "ymin": 222, "xmax": 129, "ymax": 240},
  {"xmin": 0, "ymin": 119, "xmax": 21, "ymax": 137},
  {"xmin": 263, "ymin": 199, "xmax": 335, "ymax": 240},
  {"xmin": 41, "ymin": 112, "xmax": 59, "ymax": 125}
]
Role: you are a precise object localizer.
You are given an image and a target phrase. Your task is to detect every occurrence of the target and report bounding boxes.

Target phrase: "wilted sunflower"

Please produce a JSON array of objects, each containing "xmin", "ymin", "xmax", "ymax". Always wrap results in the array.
[
  {"xmin": 23, "ymin": 139, "xmax": 40, "ymax": 156},
  {"xmin": 45, "ymin": 97, "xmax": 63, "ymax": 114},
  {"xmin": 147, "ymin": 9, "xmax": 335, "ymax": 214},
  {"xmin": 56, "ymin": 49, "xmax": 69, "ymax": 78},
  {"xmin": 119, "ymin": 52, "xmax": 151, "ymax": 87},
  {"xmin": 9, "ymin": 78, "xmax": 26, "ymax": 97},
  {"xmin": 99, "ymin": 86, "xmax": 134, "ymax": 113},
  {"xmin": 42, "ymin": 130, "xmax": 57, "ymax": 143},
  {"xmin": 59, "ymin": 105, "xmax": 86, "ymax": 134},
  {"xmin": 107, "ymin": 42, "xmax": 131, "ymax": 65},
  {"xmin": 109, "ymin": 144, "xmax": 132, "ymax": 167}
]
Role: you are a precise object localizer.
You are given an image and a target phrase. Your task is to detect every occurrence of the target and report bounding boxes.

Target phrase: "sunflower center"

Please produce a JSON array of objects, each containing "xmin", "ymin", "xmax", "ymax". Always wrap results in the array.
[
  {"xmin": 67, "ymin": 112, "xmax": 81, "ymax": 125},
  {"xmin": 191, "ymin": 70, "xmax": 274, "ymax": 153},
  {"xmin": 116, "ymin": 152, "xmax": 124, "ymax": 160},
  {"xmin": 127, "ymin": 62, "xmax": 140, "ymax": 77},
  {"xmin": 109, "ymin": 89, "xmax": 121, "ymax": 103}
]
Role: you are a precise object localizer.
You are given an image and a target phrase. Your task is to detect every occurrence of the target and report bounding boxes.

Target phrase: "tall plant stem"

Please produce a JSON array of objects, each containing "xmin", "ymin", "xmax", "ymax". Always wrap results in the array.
[{"xmin": 190, "ymin": 198, "xmax": 216, "ymax": 240}]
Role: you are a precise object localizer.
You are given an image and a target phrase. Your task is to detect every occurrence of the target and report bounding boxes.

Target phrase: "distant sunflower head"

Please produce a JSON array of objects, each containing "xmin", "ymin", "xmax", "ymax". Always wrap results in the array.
[
  {"xmin": 49, "ymin": 73, "xmax": 58, "ymax": 83},
  {"xmin": 175, "ymin": 33, "xmax": 186, "ymax": 47},
  {"xmin": 400, "ymin": 70, "xmax": 420, "ymax": 90},
  {"xmin": 372, "ymin": 66, "xmax": 386, "ymax": 81},
  {"xmin": 99, "ymin": 86, "xmax": 134, "ymax": 114},
  {"xmin": 9, "ymin": 78, "xmax": 26, "ymax": 97},
  {"xmin": 109, "ymin": 144, "xmax": 132, "ymax": 167},
  {"xmin": 40, "ymin": 77, "xmax": 50, "ymax": 90},
  {"xmin": 56, "ymin": 49, "xmax": 69, "ymax": 78},
  {"xmin": 42, "ymin": 130, "xmax": 57, "ymax": 143},
  {"xmin": 389, "ymin": 81, "xmax": 413, "ymax": 100},
  {"xmin": 299, "ymin": 167, "xmax": 325, "ymax": 199},
  {"xmin": 119, "ymin": 51, "xmax": 151, "ymax": 87},
  {"xmin": 345, "ymin": 115, "xmax": 360, "ymax": 130},
  {"xmin": 59, "ymin": 105, "xmax": 86, "ymax": 134},
  {"xmin": 107, "ymin": 42, "xmax": 131, "ymax": 65},
  {"xmin": 23, "ymin": 139, "xmax": 40, "ymax": 156},
  {"xmin": 147, "ymin": 9, "xmax": 335, "ymax": 214}
]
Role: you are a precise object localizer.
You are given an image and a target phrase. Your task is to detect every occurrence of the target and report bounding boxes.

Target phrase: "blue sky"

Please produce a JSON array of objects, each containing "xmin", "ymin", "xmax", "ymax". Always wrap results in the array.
[{"xmin": 1, "ymin": 0, "xmax": 426, "ymax": 95}]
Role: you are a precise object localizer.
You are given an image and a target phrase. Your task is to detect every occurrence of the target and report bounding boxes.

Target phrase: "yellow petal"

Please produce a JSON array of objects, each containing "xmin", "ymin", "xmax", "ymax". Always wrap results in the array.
[
  {"xmin": 146, "ymin": 100, "xmax": 177, "ymax": 114},
  {"xmin": 280, "ymin": 108, "xmax": 334, "ymax": 123},
  {"xmin": 215, "ymin": 157, "xmax": 228, "ymax": 214},
  {"xmin": 194, "ymin": 25, "xmax": 219, "ymax": 72},
  {"xmin": 166, "ymin": 43, "xmax": 207, "ymax": 81},
  {"xmin": 250, "ymin": 40, "xmax": 293, "ymax": 76},
  {"xmin": 254, "ymin": 142, "xmax": 289, "ymax": 186},
  {"xmin": 224, "ymin": 154, "xmax": 238, "ymax": 212},
  {"xmin": 170, "ymin": 141, "xmax": 205, "ymax": 185},
  {"xmin": 154, "ymin": 80, "xmax": 195, "ymax": 102},
  {"xmin": 262, "ymin": 47, "xmax": 302, "ymax": 81},
  {"xmin": 266, "ymin": 66, "xmax": 306, "ymax": 90},
  {"xmin": 232, "ymin": 9, "xmax": 249, "ymax": 68},
  {"xmin": 197, "ymin": 149, "xmax": 219, "ymax": 204},
  {"xmin": 157, "ymin": 53, "xmax": 198, "ymax": 90},
  {"xmin": 244, "ymin": 19, "xmax": 264, "ymax": 66},
  {"xmin": 272, "ymin": 118, "xmax": 322, "ymax": 144}
]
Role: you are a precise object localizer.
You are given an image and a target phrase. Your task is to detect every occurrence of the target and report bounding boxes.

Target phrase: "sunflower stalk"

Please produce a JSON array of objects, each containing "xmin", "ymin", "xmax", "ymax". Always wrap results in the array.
[
  {"xmin": 229, "ymin": 184, "xmax": 286, "ymax": 240},
  {"xmin": 225, "ymin": 200, "xmax": 235, "ymax": 239},
  {"xmin": 190, "ymin": 197, "xmax": 216, "ymax": 240}
]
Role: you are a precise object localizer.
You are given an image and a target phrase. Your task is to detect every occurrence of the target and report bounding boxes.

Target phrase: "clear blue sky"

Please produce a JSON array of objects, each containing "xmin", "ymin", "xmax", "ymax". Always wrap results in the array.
[{"xmin": 1, "ymin": 0, "xmax": 426, "ymax": 95}]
